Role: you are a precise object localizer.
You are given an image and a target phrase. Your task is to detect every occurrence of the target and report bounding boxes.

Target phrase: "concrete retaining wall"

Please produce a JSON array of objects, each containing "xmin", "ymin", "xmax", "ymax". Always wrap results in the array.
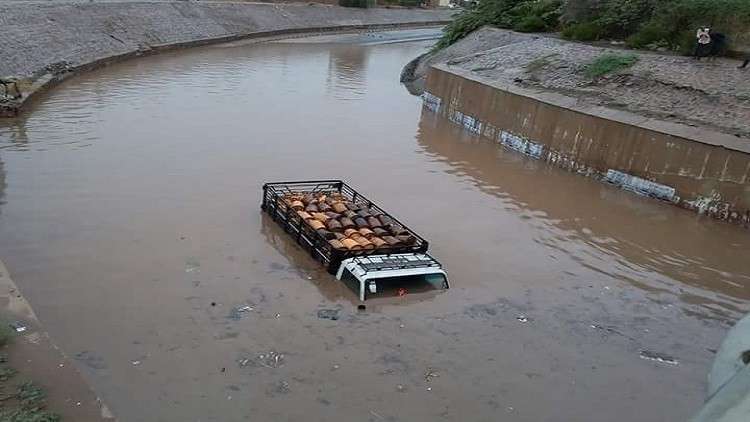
[
  {"xmin": 0, "ymin": 1, "xmax": 452, "ymax": 115},
  {"xmin": 424, "ymin": 66, "xmax": 750, "ymax": 226}
]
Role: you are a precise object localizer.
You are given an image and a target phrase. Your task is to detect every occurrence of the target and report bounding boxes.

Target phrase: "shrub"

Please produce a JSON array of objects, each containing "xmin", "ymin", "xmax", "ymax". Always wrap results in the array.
[
  {"xmin": 585, "ymin": 53, "xmax": 639, "ymax": 78},
  {"xmin": 338, "ymin": 0, "xmax": 375, "ymax": 8},
  {"xmin": 434, "ymin": 0, "xmax": 562, "ymax": 50},
  {"xmin": 626, "ymin": 22, "xmax": 669, "ymax": 48},
  {"xmin": 514, "ymin": 15, "xmax": 548, "ymax": 32},
  {"xmin": 0, "ymin": 322, "xmax": 14, "ymax": 347},
  {"xmin": 562, "ymin": 22, "xmax": 604, "ymax": 41}
]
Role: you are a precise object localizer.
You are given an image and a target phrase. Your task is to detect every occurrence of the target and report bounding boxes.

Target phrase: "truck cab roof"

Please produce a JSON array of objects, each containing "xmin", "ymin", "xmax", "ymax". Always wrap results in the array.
[{"xmin": 336, "ymin": 253, "xmax": 449, "ymax": 301}]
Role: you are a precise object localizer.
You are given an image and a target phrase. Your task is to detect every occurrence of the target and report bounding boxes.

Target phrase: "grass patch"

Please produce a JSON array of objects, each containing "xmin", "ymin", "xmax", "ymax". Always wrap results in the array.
[
  {"xmin": 0, "ymin": 408, "xmax": 61, "ymax": 422},
  {"xmin": 585, "ymin": 53, "xmax": 639, "ymax": 78},
  {"xmin": 525, "ymin": 53, "xmax": 559, "ymax": 73},
  {"xmin": 0, "ymin": 324, "xmax": 14, "ymax": 348}
]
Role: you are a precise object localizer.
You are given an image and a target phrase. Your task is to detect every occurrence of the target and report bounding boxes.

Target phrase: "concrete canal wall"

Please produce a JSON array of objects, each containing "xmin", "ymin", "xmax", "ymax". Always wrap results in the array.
[
  {"xmin": 0, "ymin": 1, "xmax": 452, "ymax": 116},
  {"xmin": 423, "ymin": 66, "xmax": 750, "ymax": 226}
]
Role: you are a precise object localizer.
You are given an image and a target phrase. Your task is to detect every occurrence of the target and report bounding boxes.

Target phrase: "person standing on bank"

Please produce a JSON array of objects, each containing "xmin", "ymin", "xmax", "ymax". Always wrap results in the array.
[{"xmin": 694, "ymin": 27, "xmax": 712, "ymax": 60}]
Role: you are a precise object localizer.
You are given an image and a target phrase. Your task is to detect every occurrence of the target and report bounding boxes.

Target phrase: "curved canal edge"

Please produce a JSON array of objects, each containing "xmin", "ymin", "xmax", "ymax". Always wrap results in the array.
[
  {"xmin": 0, "ymin": 259, "xmax": 116, "ymax": 421},
  {"xmin": 0, "ymin": 1, "xmax": 452, "ymax": 117},
  {"xmin": 420, "ymin": 66, "xmax": 750, "ymax": 228}
]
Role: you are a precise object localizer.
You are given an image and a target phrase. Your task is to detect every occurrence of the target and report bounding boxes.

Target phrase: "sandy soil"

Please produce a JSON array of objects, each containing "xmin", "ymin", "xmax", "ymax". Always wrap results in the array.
[{"xmin": 409, "ymin": 27, "xmax": 750, "ymax": 140}]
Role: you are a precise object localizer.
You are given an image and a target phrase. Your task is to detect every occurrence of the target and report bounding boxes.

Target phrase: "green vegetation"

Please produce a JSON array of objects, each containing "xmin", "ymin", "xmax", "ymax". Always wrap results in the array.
[
  {"xmin": 436, "ymin": 0, "xmax": 750, "ymax": 54},
  {"xmin": 0, "ymin": 324, "xmax": 60, "ymax": 422},
  {"xmin": 561, "ymin": 21, "xmax": 603, "ymax": 41},
  {"xmin": 337, "ymin": 0, "xmax": 375, "ymax": 8},
  {"xmin": 584, "ymin": 53, "xmax": 639, "ymax": 78},
  {"xmin": 379, "ymin": 0, "xmax": 421, "ymax": 6},
  {"xmin": 433, "ymin": 0, "xmax": 563, "ymax": 50}
]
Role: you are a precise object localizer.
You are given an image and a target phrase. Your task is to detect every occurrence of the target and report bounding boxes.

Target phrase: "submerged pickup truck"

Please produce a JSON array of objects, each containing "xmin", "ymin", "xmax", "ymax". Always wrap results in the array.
[{"xmin": 261, "ymin": 180, "xmax": 449, "ymax": 301}]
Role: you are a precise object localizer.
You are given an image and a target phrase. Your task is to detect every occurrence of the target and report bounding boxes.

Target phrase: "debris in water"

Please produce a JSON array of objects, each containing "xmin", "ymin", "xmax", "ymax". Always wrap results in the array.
[
  {"xmin": 317, "ymin": 309, "xmax": 340, "ymax": 321},
  {"xmin": 516, "ymin": 315, "xmax": 529, "ymax": 323},
  {"xmin": 131, "ymin": 360, "xmax": 141, "ymax": 366},
  {"xmin": 275, "ymin": 313, "xmax": 281, "ymax": 319},
  {"xmin": 332, "ymin": 364, "xmax": 340, "ymax": 371},
  {"xmin": 256, "ymin": 351, "xmax": 285, "ymax": 368},
  {"xmin": 399, "ymin": 324, "xmax": 405, "ymax": 329},
  {"xmin": 396, "ymin": 384, "xmax": 406, "ymax": 392},
  {"xmin": 357, "ymin": 304, "xmax": 366, "ymax": 311},
  {"xmin": 238, "ymin": 358, "xmax": 250, "ymax": 367},
  {"xmin": 424, "ymin": 368, "xmax": 440, "ymax": 382},
  {"xmin": 370, "ymin": 410, "xmax": 385, "ymax": 420},
  {"xmin": 9, "ymin": 321, "xmax": 27, "ymax": 333},
  {"xmin": 185, "ymin": 257, "xmax": 200, "ymax": 273},
  {"xmin": 228, "ymin": 305, "xmax": 254, "ymax": 321},
  {"xmin": 426, "ymin": 386, "xmax": 432, "ymax": 391},
  {"xmin": 211, "ymin": 302, "xmax": 217, "ymax": 307},
  {"xmin": 639, "ymin": 350, "xmax": 679, "ymax": 366}
]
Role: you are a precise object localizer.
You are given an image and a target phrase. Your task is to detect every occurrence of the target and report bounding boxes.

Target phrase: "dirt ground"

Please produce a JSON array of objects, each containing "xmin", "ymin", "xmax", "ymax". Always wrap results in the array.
[{"xmin": 408, "ymin": 27, "xmax": 750, "ymax": 140}]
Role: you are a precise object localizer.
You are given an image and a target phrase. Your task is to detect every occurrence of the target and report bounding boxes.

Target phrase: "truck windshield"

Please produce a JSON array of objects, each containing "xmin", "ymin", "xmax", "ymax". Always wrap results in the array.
[{"xmin": 365, "ymin": 273, "xmax": 448, "ymax": 299}]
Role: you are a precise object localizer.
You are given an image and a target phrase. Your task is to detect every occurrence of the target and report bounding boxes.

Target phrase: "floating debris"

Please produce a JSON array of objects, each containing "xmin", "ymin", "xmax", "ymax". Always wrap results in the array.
[
  {"xmin": 639, "ymin": 350, "xmax": 679, "ymax": 366},
  {"xmin": 9, "ymin": 321, "xmax": 26, "ymax": 333},
  {"xmin": 228, "ymin": 305, "xmax": 254, "ymax": 321},
  {"xmin": 317, "ymin": 309, "xmax": 340, "ymax": 321},
  {"xmin": 396, "ymin": 384, "xmax": 406, "ymax": 392},
  {"xmin": 238, "ymin": 358, "xmax": 250, "ymax": 367},
  {"xmin": 185, "ymin": 257, "xmax": 200, "ymax": 273},
  {"xmin": 256, "ymin": 351, "xmax": 285, "ymax": 369},
  {"xmin": 516, "ymin": 315, "xmax": 529, "ymax": 323},
  {"xmin": 424, "ymin": 368, "xmax": 440, "ymax": 382}
]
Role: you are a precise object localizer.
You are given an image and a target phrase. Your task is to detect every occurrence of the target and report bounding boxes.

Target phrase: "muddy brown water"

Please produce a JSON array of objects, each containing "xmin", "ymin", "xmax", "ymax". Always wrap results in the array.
[{"xmin": 0, "ymin": 31, "xmax": 749, "ymax": 421}]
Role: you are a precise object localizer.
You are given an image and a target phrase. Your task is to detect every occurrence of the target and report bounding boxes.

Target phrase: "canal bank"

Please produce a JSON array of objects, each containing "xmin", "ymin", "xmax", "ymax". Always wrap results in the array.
[
  {"xmin": 408, "ymin": 28, "xmax": 750, "ymax": 227},
  {"xmin": 0, "ymin": 259, "xmax": 114, "ymax": 421},
  {"xmin": 0, "ymin": 1, "xmax": 452, "ymax": 116}
]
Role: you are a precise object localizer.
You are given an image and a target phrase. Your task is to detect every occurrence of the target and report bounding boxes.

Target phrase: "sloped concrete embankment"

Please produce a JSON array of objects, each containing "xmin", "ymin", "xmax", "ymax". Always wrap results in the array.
[
  {"xmin": 422, "ymin": 66, "xmax": 750, "ymax": 227},
  {"xmin": 0, "ymin": 259, "xmax": 115, "ymax": 420},
  {"xmin": 0, "ymin": 1, "xmax": 452, "ymax": 116}
]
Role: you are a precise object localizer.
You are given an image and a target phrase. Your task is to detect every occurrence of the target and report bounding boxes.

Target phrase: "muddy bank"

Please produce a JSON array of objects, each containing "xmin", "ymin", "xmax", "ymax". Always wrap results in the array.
[
  {"xmin": 404, "ymin": 27, "xmax": 750, "ymax": 142},
  {"xmin": 0, "ymin": 1, "xmax": 451, "ymax": 116},
  {"xmin": 0, "ymin": 259, "xmax": 114, "ymax": 421}
]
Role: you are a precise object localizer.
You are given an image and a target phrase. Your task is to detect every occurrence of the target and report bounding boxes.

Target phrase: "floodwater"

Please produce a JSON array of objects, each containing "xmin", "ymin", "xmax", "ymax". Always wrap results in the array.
[{"xmin": 0, "ymin": 29, "xmax": 749, "ymax": 422}]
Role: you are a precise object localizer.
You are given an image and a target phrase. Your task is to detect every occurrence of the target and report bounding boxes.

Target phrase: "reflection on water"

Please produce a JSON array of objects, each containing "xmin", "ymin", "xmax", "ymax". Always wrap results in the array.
[
  {"xmin": 326, "ymin": 46, "xmax": 368, "ymax": 100},
  {"xmin": 416, "ymin": 109, "xmax": 750, "ymax": 321}
]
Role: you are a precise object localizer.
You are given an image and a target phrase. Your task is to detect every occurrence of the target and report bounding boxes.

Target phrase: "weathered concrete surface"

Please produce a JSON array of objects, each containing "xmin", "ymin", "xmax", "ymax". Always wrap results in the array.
[
  {"xmin": 0, "ymin": 259, "xmax": 115, "ymax": 421},
  {"xmin": 405, "ymin": 27, "xmax": 750, "ymax": 148},
  {"xmin": 0, "ymin": 1, "xmax": 452, "ymax": 115},
  {"xmin": 423, "ymin": 66, "xmax": 750, "ymax": 226}
]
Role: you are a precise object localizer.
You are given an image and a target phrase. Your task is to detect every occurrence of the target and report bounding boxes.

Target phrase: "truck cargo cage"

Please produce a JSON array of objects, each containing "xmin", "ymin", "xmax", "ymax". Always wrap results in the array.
[{"xmin": 261, "ymin": 180, "xmax": 429, "ymax": 274}]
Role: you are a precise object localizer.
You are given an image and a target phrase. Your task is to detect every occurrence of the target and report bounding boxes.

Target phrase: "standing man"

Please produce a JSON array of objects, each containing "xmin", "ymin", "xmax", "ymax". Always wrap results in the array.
[{"xmin": 694, "ymin": 27, "xmax": 712, "ymax": 60}]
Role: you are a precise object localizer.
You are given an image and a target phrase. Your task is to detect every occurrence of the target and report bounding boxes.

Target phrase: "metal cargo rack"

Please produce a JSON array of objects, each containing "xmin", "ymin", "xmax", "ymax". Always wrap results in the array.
[{"xmin": 261, "ymin": 180, "xmax": 429, "ymax": 274}]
